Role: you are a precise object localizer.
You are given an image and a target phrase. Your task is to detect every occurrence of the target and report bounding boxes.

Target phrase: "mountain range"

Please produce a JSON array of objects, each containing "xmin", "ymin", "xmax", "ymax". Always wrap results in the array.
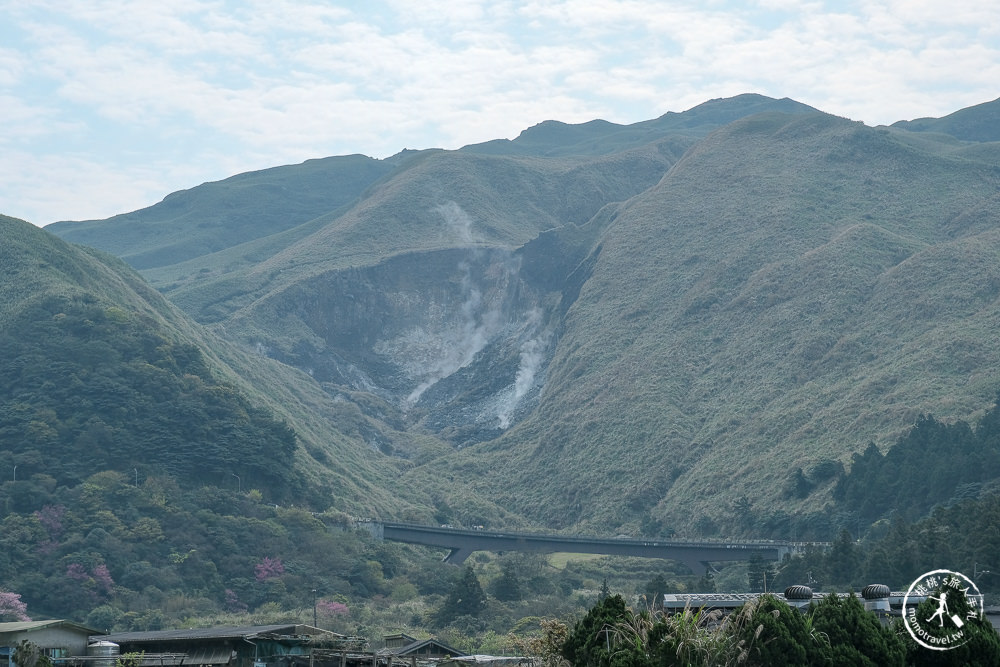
[{"xmin": 20, "ymin": 92, "xmax": 1000, "ymax": 537}]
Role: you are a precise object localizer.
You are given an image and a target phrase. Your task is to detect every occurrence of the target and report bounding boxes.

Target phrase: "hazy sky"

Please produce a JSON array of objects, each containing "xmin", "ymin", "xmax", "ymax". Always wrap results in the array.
[{"xmin": 2, "ymin": 1, "xmax": 998, "ymax": 226}]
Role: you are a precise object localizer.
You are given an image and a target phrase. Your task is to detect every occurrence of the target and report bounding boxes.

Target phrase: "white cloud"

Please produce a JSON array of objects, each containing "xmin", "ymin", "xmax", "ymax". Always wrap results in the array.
[
  {"xmin": 0, "ymin": 150, "xmax": 196, "ymax": 225},
  {"xmin": 2, "ymin": 0, "xmax": 999, "ymax": 225}
]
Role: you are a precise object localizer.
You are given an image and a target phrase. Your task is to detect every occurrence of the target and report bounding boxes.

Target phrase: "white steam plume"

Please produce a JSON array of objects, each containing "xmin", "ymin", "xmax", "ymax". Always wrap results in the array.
[
  {"xmin": 497, "ymin": 308, "xmax": 550, "ymax": 429},
  {"xmin": 435, "ymin": 201, "xmax": 475, "ymax": 244},
  {"xmin": 403, "ymin": 259, "xmax": 501, "ymax": 406}
]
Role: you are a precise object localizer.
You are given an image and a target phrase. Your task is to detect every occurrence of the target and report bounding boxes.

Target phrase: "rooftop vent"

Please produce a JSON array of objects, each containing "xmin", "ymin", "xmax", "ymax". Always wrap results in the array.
[
  {"xmin": 784, "ymin": 585, "xmax": 813, "ymax": 600},
  {"xmin": 861, "ymin": 583, "xmax": 891, "ymax": 612}
]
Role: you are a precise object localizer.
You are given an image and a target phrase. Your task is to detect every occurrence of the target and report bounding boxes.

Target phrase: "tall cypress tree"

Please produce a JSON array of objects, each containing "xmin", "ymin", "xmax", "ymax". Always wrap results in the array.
[
  {"xmin": 436, "ymin": 565, "xmax": 486, "ymax": 624},
  {"xmin": 562, "ymin": 594, "xmax": 631, "ymax": 667},
  {"xmin": 492, "ymin": 561, "xmax": 522, "ymax": 602},
  {"xmin": 809, "ymin": 593, "xmax": 905, "ymax": 666}
]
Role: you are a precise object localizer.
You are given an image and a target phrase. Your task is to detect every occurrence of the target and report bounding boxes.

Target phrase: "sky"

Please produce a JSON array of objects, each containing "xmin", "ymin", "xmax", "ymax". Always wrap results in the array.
[{"xmin": 2, "ymin": 1, "xmax": 999, "ymax": 227}]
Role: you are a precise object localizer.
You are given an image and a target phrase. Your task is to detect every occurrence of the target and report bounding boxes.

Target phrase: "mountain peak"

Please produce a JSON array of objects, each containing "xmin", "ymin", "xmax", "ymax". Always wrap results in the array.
[{"xmin": 891, "ymin": 96, "xmax": 1000, "ymax": 142}]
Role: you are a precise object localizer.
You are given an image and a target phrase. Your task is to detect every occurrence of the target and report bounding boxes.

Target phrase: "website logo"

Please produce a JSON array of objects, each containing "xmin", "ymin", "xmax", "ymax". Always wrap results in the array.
[{"xmin": 902, "ymin": 569, "xmax": 984, "ymax": 651}]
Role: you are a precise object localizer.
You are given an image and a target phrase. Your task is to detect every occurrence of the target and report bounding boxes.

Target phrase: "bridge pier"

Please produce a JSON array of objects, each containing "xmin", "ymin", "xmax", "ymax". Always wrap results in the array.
[
  {"xmin": 443, "ymin": 547, "xmax": 473, "ymax": 564},
  {"xmin": 682, "ymin": 559, "xmax": 713, "ymax": 576}
]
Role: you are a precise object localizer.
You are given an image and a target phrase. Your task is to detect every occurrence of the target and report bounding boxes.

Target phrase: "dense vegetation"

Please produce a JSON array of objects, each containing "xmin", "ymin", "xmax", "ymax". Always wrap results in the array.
[
  {"xmin": 0, "ymin": 468, "xmax": 697, "ymax": 650},
  {"xmin": 47, "ymin": 95, "xmax": 1000, "ymax": 535},
  {"xmin": 6, "ymin": 95, "xmax": 1000, "ymax": 659},
  {"xmin": 771, "ymin": 491, "xmax": 1000, "ymax": 596},
  {"xmin": 833, "ymin": 399, "xmax": 1000, "ymax": 524},
  {"xmin": 560, "ymin": 591, "xmax": 999, "ymax": 666},
  {"xmin": 0, "ymin": 295, "xmax": 296, "ymax": 492}
]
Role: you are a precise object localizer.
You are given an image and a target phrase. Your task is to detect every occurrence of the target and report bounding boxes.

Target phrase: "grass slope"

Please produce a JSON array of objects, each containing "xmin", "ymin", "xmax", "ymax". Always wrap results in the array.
[
  {"xmin": 34, "ymin": 95, "xmax": 1000, "ymax": 538},
  {"xmin": 0, "ymin": 215, "xmax": 435, "ymax": 518},
  {"xmin": 47, "ymin": 154, "xmax": 395, "ymax": 270},
  {"xmin": 168, "ymin": 139, "xmax": 687, "ymax": 341},
  {"xmin": 405, "ymin": 111, "xmax": 1000, "ymax": 534},
  {"xmin": 891, "ymin": 96, "xmax": 1000, "ymax": 142}
]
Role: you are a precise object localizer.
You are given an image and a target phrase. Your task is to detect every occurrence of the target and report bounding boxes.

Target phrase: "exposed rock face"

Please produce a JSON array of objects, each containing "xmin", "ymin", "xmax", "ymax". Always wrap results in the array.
[{"xmin": 256, "ymin": 239, "xmax": 591, "ymax": 447}]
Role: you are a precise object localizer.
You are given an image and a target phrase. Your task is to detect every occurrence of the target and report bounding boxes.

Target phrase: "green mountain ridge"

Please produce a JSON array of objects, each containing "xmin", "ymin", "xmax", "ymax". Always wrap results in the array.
[
  {"xmin": 33, "ymin": 93, "xmax": 1000, "ymax": 539},
  {"xmin": 439, "ymin": 110, "xmax": 1000, "ymax": 532},
  {"xmin": 891, "ymin": 95, "xmax": 1000, "ymax": 142},
  {"xmin": 0, "ymin": 214, "xmax": 445, "ymax": 520},
  {"xmin": 47, "ymin": 154, "xmax": 396, "ymax": 271}
]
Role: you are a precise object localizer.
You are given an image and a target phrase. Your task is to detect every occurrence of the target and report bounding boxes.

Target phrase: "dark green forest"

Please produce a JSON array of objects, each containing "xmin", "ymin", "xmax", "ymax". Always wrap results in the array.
[
  {"xmin": 769, "ymin": 397, "xmax": 1000, "ymax": 595},
  {"xmin": 0, "ymin": 295, "xmax": 296, "ymax": 493},
  {"xmin": 833, "ymin": 400, "xmax": 1000, "ymax": 524},
  {"xmin": 0, "ymin": 468, "xmax": 657, "ymax": 650}
]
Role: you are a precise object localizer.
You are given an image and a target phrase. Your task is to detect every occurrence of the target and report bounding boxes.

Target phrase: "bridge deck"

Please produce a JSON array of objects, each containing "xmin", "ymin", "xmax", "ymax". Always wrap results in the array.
[{"xmin": 362, "ymin": 521, "xmax": 825, "ymax": 574}]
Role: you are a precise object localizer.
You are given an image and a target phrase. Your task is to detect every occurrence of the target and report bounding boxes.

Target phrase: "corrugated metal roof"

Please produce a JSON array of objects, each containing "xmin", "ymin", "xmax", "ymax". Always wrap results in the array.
[
  {"xmin": 93, "ymin": 625, "xmax": 320, "ymax": 643},
  {"xmin": 0, "ymin": 620, "xmax": 99, "ymax": 635},
  {"xmin": 136, "ymin": 647, "xmax": 234, "ymax": 666},
  {"xmin": 379, "ymin": 639, "xmax": 465, "ymax": 658}
]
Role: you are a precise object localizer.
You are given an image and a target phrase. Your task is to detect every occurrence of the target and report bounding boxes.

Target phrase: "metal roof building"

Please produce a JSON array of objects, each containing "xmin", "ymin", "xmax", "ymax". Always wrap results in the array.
[
  {"xmin": 1, "ymin": 621, "xmax": 101, "ymax": 667},
  {"xmin": 90, "ymin": 625, "xmax": 348, "ymax": 667}
]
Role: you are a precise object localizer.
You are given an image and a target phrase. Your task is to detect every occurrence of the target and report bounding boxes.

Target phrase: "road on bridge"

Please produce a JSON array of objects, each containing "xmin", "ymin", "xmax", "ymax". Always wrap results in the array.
[{"xmin": 359, "ymin": 521, "xmax": 824, "ymax": 574}]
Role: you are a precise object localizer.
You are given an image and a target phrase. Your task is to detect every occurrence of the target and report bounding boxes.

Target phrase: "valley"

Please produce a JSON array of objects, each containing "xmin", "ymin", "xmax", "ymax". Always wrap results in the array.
[{"xmin": 4, "ymin": 93, "xmax": 1000, "ymax": 645}]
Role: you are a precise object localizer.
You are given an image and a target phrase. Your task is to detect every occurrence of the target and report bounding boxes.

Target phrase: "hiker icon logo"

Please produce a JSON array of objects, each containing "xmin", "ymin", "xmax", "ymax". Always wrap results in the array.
[{"xmin": 902, "ymin": 569, "xmax": 984, "ymax": 651}]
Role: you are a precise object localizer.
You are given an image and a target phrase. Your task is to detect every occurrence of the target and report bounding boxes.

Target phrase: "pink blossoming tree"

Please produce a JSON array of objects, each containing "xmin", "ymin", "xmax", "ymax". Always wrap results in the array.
[
  {"xmin": 254, "ymin": 556, "xmax": 284, "ymax": 581},
  {"xmin": 0, "ymin": 590, "xmax": 31, "ymax": 621},
  {"xmin": 317, "ymin": 599, "xmax": 349, "ymax": 617}
]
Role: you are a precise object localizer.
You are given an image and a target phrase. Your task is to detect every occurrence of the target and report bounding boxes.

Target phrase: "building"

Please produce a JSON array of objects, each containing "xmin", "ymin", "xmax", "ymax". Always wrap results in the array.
[
  {"xmin": 1, "ymin": 621, "xmax": 100, "ymax": 667},
  {"xmin": 439, "ymin": 658, "xmax": 530, "ymax": 667},
  {"xmin": 661, "ymin": 584, "xmax": 919, "ymax": 625},
  {"xmin": 377, "ymin": 637, "xmax": 465, "ymax": 662},
  {"xmin": 90, "ymin": 625, "xmax": 351, "ymax": 667}
]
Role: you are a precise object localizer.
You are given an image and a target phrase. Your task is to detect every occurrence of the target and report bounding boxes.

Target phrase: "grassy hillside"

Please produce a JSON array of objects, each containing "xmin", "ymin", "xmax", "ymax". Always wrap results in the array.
[
  {"xmin": 465, "ymin": 93, "xmax": 817, "ymax": 157},
  {"xmin": 156, "ymin": 139, "xmax": 688, "ymax": 329},
  {"xmin": 47, "ymin": 154, "xmax": 395, "ymax": 270},
  {"xmin": 0, "ymin": 214, "xmax": 439, "ymax": 519},
  {"xmin": 401, "ymin": 111, "xmax": 1000, "ymax": 535},
  {"xmin": 891, "ymin": 96, "xmax": 1000, "ymax": 142},
  {"xmin": 0, "ymin": 214, "xmax": 552, "ymax": 635},
  {"xmin": 38, "ymin": 95, "xmax": 1000, "ymax": 541}
]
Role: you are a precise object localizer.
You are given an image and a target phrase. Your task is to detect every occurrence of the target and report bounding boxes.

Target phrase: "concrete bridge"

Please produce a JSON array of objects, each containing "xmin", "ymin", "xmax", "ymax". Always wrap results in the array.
[{"xmin": 359, "ymin": 521, "xmax": 823, "ymax": 574}]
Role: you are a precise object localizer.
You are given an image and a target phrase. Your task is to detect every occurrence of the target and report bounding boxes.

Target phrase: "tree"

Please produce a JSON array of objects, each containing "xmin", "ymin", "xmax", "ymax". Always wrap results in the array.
[
  {"xmin": 507, "ymin": 618, "xmax": 570, "ymax": 667},
  {"xmin": 736, "ymin": 594, "xmax": 829, "ymax": 666},
  {"xmin": 492, "ymin": 561, "xmax": 522, "ymax": 602},
  {"xmin": 643, "ymin": 574, "xmax": 668, "ymax": 603},
  {"xmin": 437, "ymin": 565, "xmax": 486, "ymax": 624},
  {"xmin": 254, "ymin": 556, "xmax": 285, "ymax": 581},
  {"xmin": 114, "ymin": 653, "xmax": 145, "ymax": 667},
  {"xmin": 732, "ymin": 495, "xmax": 754, "ymax": 526},
  {"xmin": 0, "ymin": 590, "xmax": 30, "ymax": 621},
  {"xmin": 695, "ymin": 568, "xmax": 716, "ymax": 593},
  {"xmin": 824, "ymin": 528, "xmax": 862, "ymax": 587},
  {"xmin": 12, "ymin": 641, "xmax": 52, "ymax": 667},
  {"xmin": 787, "ymin": 467, "xmax": 814, "ymax": 499},
  {"xmin": 809, "ymin": 593, "xmax": 905, "ymax": 666},
  {"xmin": 598, "ymin": 578, "xmax": 611, "ymax": 601},
  {"xmin": 562, "ymin": 594, "xmax": 631, "ymax": 667},
  {"xmin": 906, "ymin": 583, "xmax": 1000, "ymax": 667},
  {"xmin": 747, "ymin": 554, "xmax": 775, "ymax": 593},
  {"xmin": 86, "ymin": 604, "xmax": 123, "ymax": 633}
]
